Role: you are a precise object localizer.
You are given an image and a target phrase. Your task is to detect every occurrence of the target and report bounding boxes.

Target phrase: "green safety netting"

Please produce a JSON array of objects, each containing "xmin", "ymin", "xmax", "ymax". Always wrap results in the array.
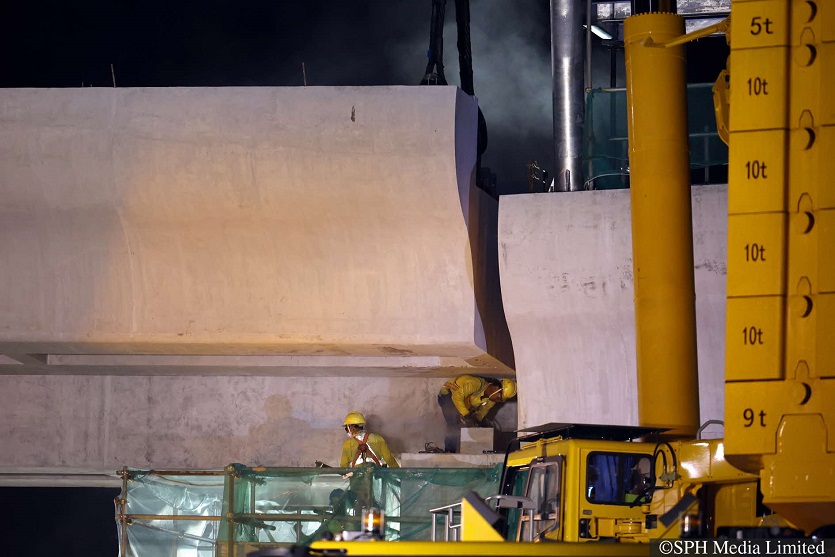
[
  {"xmin": 118, "ymin": 464, "xmax": 501, "ymax": 557},
  {"xmin": 584, "ymin": 83, "xmax": 729, "ymax": 190}
]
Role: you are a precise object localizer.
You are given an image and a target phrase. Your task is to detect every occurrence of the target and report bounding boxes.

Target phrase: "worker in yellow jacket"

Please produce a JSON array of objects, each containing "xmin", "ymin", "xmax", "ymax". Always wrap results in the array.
[
  {"xmin": 339, "ymin": 411, "xmax": 400, "ymax": 468},
  {"xmin": 437, "ymin": 375, "xmax": 517, "ymax": 453}
]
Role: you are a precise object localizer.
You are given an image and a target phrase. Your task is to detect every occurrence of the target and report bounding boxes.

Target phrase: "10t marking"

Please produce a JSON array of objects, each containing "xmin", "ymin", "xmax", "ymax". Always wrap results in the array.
[
  {"xmin": 745, "ymin": 160, "xmax": 767, "ymax": 180},
  {"xmin": 747, "ymin": 77, "xmax": 769, "ymax": 96},
  {"xmin": 745, "ymin": 243, "xmax": 767, "ymax": 262},
  {"xmin": 742, "ymin": 326, "xmax": 764, "ymax": 345}
]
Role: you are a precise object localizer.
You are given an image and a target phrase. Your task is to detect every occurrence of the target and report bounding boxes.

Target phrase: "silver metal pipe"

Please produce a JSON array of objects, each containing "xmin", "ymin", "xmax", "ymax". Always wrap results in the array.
[
  {"xmin": 551, "ymin": 0, "xmax": 587, "ymax": 191},
  {"xmin": 585, "ymin": 0, "xmax": 592, "ymax": 89}
]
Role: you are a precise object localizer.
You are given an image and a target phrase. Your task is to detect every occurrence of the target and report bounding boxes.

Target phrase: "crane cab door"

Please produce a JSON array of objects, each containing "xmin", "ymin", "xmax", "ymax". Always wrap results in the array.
[{"xmin": 518, "ymin": 456, "xmax": 564, "ymax": 541}]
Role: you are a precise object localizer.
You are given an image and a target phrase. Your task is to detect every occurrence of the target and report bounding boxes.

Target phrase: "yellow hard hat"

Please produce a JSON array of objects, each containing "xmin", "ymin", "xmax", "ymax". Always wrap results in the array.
[
  {"xmin": 501, "ymin": 378, "xmax": 517, "ymax": 400},
  {"xmin": 344, "ymin": 411, "xmax": 366, "ymax": 426}
]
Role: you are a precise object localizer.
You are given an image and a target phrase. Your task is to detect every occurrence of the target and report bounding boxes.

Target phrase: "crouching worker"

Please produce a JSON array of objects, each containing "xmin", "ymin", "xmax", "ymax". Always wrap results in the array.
[
  {"xmin": 437, "ymin": 375, "xmax": 517, "ymax": 453},
  {"xmin": 303, "ymin": 488, "xmax": 359, "ymax": 542},
  {"xmin": 339, "ymin": 412, "xmax": 400, "ymax": 469}
]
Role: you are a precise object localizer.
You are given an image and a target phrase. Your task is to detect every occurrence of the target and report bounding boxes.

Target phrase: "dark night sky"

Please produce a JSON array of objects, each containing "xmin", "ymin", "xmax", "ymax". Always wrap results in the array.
[
  {"xmin": 0, "ymin": 0, "xmax": 727, "ymax": 194},
  {"xmin": 1, "ymin": 0, "xmax": 562, "ymax": 195}
]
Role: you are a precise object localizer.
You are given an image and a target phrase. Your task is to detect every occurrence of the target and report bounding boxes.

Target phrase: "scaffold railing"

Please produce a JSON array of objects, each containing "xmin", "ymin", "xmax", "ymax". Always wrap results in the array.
[{"xmin": 116, "ymin": 463, "xmax": 501, "ymax": 557}]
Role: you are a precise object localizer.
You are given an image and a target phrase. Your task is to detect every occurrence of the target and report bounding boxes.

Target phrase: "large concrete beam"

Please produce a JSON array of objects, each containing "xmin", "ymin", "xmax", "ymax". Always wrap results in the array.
[
  {"xmin": 0, "ymin": 86, "xmax": 513, "ymax": 376},
  {"xmin": 498, "ymin": 185, "xmax": 727, "ymax": 431}
]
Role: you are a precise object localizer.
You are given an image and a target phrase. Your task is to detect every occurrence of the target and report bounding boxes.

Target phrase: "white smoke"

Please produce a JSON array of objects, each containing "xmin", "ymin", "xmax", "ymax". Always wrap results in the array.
[
  {"xmin": 294, "ymin": 1, "xmax": 596, "ymax": 194},
  {"xmin": 383, "ymin": 1, "xmax": 553, "ymax": 194}
]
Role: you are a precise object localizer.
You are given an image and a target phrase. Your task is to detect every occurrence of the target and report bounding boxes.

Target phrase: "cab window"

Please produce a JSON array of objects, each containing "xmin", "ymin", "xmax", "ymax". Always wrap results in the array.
[
  {"xmin": 521, "ymin": 457, "xmax": 563, "ymax": 540},
  {"xmin": 585, "ymin": 452, "xmax": 652, "ymax": 505}
]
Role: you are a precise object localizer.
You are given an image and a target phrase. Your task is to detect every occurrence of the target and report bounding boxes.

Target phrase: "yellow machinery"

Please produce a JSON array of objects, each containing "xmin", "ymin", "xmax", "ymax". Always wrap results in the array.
[
  {"xmin": 624, "ymin": 11, "xmax": 701, "ymax": 440},
  {"xmin": 615, "ymin": 0, "xmax": 835, "ymax": 541},
  {"xmin": 719, "ymin": 0, "xmax": 835, "ymax": 536},
  {"xmin": 308, "ymin": 0, "xmax": 835, "ymax": 553},
  {"xmin": 488, "ymin": 425, "xmax": 762, "ymax": 542}
]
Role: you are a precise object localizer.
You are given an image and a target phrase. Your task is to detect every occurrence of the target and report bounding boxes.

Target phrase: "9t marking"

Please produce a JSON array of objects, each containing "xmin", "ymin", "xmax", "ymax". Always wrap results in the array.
[{"xmin": 743, "ymin": 408, "xmax": 767, "ymax": 428}]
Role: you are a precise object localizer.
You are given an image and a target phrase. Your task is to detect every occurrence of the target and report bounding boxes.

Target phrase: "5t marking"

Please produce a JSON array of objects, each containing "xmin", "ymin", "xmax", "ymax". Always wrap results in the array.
[{"xmin": 749, "ymin": 16, "xmax": 774, "ymax": 36}]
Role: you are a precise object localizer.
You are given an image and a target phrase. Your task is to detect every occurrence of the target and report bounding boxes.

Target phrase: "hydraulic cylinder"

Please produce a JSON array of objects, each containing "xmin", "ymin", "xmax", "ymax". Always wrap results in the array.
[{"xmin": 624, "ymin": 12, "xmax": 700, "ymax": 438}]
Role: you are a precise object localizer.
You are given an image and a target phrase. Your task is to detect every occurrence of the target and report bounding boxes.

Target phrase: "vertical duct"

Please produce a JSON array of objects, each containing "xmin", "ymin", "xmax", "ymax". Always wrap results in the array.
[{"xmin": 550, "ymin": 0, "xmax": 587, "ymax": 192}]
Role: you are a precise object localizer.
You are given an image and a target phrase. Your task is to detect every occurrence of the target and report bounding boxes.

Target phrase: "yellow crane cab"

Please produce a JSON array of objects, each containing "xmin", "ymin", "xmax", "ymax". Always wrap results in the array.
[{"xmin": 490, "ymin": 423, "xmax": 786, "ymax": 543}]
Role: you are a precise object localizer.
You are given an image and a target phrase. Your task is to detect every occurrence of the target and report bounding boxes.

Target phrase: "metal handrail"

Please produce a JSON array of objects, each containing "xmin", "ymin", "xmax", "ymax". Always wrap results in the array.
[
  {"xmin": 429, "ymin": 501, "xmax": 463, "ymax": 541},
  {"xmin": 430, "ymin": 495, "xmax": 538, "ymax": 542},
  {"xmin": 486, "ymin": 494, "xmax": 536, "ymax": 542}
]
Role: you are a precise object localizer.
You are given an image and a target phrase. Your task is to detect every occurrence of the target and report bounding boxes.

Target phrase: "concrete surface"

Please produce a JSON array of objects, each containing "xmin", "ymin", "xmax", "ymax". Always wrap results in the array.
[
  {"xmin": 459, "ymin": 427, "xmax": 495, "ymax": 454},
  {"xmin": 498, "ymin": 185, "xmax": 727, "ymax": 431},
  {"xmin": 0, "ymin": 86, "xmax": 513, "ymax": 376},
  {"xmin": 400, "ymin": 453, "xmax": 504, "ymax": 468},
  {"xmin": 0, "ymin": 375, "xmax": 451, "ymax": 473}
]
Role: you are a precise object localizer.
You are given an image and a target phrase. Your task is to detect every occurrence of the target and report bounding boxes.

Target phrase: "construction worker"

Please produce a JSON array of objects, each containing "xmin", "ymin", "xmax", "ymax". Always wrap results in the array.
[
  {"xmin": 437, "ymin": 375, "xmax": 517, "ymax": 453},
  {"xmin": 339, "ymin": 412, "xmax": 400, "ymax": 468},
  {"xmin": 303, "ymin": 488, "xmax": 359, "ymax": 542}
]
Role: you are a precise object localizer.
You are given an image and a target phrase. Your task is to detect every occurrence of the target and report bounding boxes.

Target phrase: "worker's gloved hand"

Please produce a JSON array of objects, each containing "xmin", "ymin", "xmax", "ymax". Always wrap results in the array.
[
  {"xmin": 460, "ymin": 415, "xmax": 479, "ymax": 428},
  {"xmin": 480, "ymin": 418, "xmax": 497, "ymax": 429}
]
